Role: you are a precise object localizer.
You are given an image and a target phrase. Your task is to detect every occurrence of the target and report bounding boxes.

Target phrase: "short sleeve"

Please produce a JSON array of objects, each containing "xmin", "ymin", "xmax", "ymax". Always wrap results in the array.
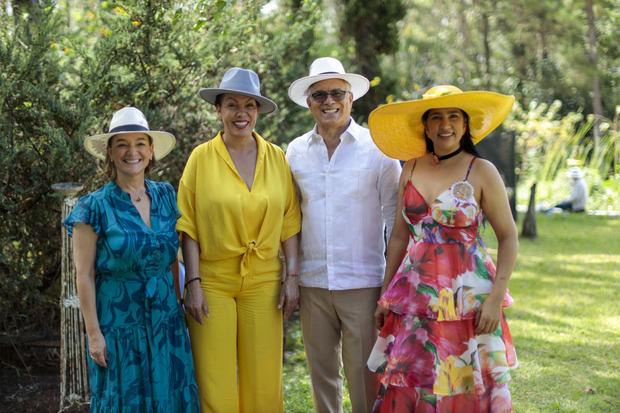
[
  {"xmin": 63, "ymin": 194, "xmax": 102, "ymax": 237},
  {"xmin": 153, "ymin": 181, "xmax": 181, "ymax": 220},
  {"xmin": 176, "ymin": 149, "xmax": 199, "ymax": 241}
]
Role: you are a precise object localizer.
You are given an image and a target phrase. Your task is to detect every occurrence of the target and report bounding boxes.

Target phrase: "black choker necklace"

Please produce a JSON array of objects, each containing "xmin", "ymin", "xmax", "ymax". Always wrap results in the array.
[{"xmin": 432, "ymin": 147, "xmax": 463, "ymax": 164}]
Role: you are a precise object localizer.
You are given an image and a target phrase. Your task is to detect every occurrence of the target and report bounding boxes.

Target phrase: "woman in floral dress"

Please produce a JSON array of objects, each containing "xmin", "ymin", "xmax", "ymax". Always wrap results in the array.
[{"xmin": 367, "ymin": 86, "xmax": 519, "ymax": 412}]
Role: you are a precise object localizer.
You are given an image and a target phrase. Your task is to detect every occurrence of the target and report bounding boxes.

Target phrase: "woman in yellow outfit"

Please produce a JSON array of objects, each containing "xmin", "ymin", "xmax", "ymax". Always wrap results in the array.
[{"xmin": 176, "ymin": 67, "xmax": 301, "ymax": 413}]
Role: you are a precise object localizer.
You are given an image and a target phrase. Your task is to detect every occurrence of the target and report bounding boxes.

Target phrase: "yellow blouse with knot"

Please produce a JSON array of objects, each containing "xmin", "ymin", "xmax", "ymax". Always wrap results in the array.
[{"xmin": 176, "ymin": 131, "xmax": 301, "ymax": 278}]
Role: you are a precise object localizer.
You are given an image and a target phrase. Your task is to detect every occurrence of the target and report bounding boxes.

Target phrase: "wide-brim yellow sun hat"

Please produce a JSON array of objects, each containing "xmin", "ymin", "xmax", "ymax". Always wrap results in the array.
[{"xmin": 369, "ymin": 85, "xmax": 515, "ymax": 161}]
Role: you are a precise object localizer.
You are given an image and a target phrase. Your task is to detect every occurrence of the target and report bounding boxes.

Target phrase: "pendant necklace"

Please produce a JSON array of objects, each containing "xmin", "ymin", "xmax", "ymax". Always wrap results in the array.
[
  {"xmin": 132, "ymin": 190, "xmax": 146, "ymax": 202},
  {"xmin": 432, "ymin": 147, "xmax": 463, "ymax": 164}
]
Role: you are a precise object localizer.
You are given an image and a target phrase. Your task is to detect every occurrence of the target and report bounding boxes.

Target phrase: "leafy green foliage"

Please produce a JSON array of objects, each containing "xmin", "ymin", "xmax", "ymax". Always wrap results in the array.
[
  {"xmin": 393, "ymin": 0, "xmax": 619, "ymax": 124},
  {"xmin": 0, "ymin": 1, "xmax": 96, "ymax": 331},
  {"xmin": 338, "ymin": 0, "xmax": 405, "ymax": 120},
  {"xmin": 0, "ymin": 0, "xmax": 323, "ymax": 333},
  {"xmin": 506, "ymin": 99, "xmax": 619, "ymax": 211}
]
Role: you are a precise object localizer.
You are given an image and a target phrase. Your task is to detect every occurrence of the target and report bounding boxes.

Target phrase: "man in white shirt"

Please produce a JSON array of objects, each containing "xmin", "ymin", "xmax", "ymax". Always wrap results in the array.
[
  {"xmin": 286, "ymin": 57, "xmax": 401, "ymax": 413},
  {"xmin": 548, "ymin": 166, "xmax": 588, "ymax": 213}
]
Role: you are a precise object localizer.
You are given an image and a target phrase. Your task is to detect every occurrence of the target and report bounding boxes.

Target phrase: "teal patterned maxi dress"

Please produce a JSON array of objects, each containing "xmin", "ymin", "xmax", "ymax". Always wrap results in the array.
[{"xmin": 64, "ymin": 180, "xmax": 200, "ymax": 412}]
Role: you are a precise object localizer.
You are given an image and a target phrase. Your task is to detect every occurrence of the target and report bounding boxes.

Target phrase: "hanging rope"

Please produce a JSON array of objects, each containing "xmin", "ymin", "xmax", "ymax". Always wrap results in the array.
[{"xmin": 54, "ymin": 183, "xmax": 89, "ymax": 410}]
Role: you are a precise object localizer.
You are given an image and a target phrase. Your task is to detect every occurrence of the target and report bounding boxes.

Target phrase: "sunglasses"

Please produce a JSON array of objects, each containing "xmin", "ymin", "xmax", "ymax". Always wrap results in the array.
[{"xmin": 309, "ymin": 89, "xmax": 350, "ymax": 103}]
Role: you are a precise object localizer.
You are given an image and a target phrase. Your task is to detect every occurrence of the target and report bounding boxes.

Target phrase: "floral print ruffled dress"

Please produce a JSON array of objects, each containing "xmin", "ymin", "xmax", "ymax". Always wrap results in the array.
[
  {"xmin": 367, "ymin": 159, "xmax": 518, "ymax": 412},
  {"xmin": 64, "ymin": 180, "xmax": 200, "ymax": 412}
]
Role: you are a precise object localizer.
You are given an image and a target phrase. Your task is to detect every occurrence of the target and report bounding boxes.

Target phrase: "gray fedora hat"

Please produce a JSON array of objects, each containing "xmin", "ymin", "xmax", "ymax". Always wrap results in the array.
[{"xmin": 199, "ymin": 67, "xmax": 278, "ymax": 114}]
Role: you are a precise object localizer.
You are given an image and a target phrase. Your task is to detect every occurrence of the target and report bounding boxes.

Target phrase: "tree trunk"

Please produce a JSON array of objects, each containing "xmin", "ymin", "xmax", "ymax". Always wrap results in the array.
[
  {"xmin": 585, "ymin": 0, "xmax": 602, "ymax": 148},
  {"xmin": 458, "ymin": 0, "xmax": 469, "ymax": 87},
  {"xmin": 521, "ymin": 183, "xmax": 537, "ymax": 238},
  {"xmin": 481, "ymin": 11, "xmax": 491, "ymax": 88}
]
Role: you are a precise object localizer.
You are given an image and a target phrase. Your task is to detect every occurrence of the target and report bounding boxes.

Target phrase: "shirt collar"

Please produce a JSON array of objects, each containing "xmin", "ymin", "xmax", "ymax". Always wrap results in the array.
[
  {"xmin": 108, "ymin": 179, "xmax": 152, "ymax": 201},
  {"xmin": 307, "ymin": 118, "xmax": 361, "ymax": 145},
  {"xmin": 214, "ymin": 130, "xmax": 266, "ymax": 173}
]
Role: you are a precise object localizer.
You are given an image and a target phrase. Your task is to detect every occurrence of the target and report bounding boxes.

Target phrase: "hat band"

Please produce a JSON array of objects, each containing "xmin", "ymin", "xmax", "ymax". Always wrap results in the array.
[
  {"xmin": 318, "ymin": 71, "xmax": 340, "ymax": 75},
  {"xmin": 109, "ymin": 124, "xmax": 149, "ymax": 134}
]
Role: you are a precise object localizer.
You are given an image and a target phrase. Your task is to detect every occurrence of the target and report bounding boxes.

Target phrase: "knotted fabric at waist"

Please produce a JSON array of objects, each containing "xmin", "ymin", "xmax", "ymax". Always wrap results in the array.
[
  {"xmin": 199, "ymin": 241, "xmax": 282, "ymax": 277},
  {"xmin": 240, "ymin": 241, "xmax": 265, "ymax": 277}
]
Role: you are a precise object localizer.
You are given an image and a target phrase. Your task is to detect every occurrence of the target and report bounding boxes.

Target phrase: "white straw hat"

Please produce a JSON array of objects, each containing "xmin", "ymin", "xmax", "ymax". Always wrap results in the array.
[
  {"xmin": 288, "ymin": 57, "xmax": 370, "ymax": 107},
  {"xmin": 84, "ymin": 107, "xmax": 176, "ymax": 161}
]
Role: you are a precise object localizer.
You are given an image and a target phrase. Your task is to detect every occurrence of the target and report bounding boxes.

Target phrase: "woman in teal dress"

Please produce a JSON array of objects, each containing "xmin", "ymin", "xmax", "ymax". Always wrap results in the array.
[{"xmin": 64, "ymin": 107, "xmax": 200, "ymax": 412}]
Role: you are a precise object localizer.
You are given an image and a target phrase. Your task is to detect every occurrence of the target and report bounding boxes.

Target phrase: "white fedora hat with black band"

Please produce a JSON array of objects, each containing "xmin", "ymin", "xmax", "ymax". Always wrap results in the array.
[
  {"xmin": 288, "ymin": 57, "xmax": 370, "ymax": 108},
  {"xmin": 84, "ymin": 107, "xmax": 176, "ymax": 161},
  {"xmin": 199, "ymin": 67, "xmax": 278, "ymax": 115}
]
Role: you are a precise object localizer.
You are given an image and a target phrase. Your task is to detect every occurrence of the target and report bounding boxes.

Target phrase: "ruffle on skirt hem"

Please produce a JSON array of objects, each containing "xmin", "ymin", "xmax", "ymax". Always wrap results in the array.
[
  {"xmin": 87, "ymin": 316, "xmax": 200, "ymax": 413},
  {"xmin": 372, "ymin": 382, "xmax": 513, "ymax": 413},
  {"xmin": 367, "ymin": 312, "xmax": 517, "ymax": 413}
]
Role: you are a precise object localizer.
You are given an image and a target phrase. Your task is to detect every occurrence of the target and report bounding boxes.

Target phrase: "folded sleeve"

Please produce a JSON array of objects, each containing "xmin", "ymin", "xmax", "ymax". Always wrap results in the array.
[
  {"xmin": 175, "ymin": 150, "xmax": 199, "ymax": 241},
  {"xmin": 280, "ymin": 152, "xmax": 302, "ymax": 242}
]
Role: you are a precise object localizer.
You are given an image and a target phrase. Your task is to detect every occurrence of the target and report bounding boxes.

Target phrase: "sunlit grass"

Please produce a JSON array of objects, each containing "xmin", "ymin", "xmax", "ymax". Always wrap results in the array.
[
  {"xmin": 483, "ymin": 213, "xmax": 620, "ymax": 412},
  {"xmin": 283, "ymin": 214, "xmax": 620, "ymax": 412}
]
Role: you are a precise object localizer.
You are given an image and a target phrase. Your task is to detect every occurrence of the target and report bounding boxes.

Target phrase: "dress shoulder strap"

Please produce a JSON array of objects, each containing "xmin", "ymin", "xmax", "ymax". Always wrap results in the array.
[
  {"xmin": 409, "ymin": 159, "xmax": 417, "ymax": 181},
  {"xmin": 464, "ymin": 157, "xmax": 477, "ymax": 181}
]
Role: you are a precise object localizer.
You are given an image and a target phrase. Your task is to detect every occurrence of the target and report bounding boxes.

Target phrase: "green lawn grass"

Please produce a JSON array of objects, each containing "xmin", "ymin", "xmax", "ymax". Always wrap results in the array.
[{"xmin": 283, "ymin": 214, "xmax": 620, "ymax": 412}]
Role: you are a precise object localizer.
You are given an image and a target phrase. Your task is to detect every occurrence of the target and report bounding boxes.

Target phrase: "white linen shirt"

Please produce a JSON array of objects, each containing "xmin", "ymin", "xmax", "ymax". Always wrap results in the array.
[
  {"xmin": 568, "ymin": 177, "xmax": 588, "ymax": 211},
  {"xmin": 286, "ymin": 119, "xmax": 401, "ymax": 290}
]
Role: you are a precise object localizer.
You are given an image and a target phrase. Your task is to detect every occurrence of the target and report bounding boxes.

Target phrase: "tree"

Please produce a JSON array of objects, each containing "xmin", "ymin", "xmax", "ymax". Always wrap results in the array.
[
  {"xmin": 338, "ymin": 0, "xmax": 406, "ymax": 121},
  {"xmin": 521, "ymin": 183, "xmax": 538, "ymax": 238},
  {"xmin": 585, "ymin": 0, "xmax": 603, "ymax": 146},
  {"xmin": 0, "ymin": 0, "xmax": 95, "ymax": 332}
]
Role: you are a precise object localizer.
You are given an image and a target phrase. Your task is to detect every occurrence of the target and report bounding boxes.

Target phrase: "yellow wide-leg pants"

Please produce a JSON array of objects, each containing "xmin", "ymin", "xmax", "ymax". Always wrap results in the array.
[{"xmin": 187, "ymin": 269, "xmax": 283, "ymax": 413}]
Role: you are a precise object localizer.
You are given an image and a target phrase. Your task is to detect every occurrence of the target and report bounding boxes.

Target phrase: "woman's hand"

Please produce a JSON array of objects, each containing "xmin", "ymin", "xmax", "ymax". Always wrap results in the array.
[
  {"xmin": 475, "ymin": 294, "xmax": 503, "ymax": 335},
  {"xmin": 278, "ymin": 274, "xmax": 299, "ymax": 319},
  {"xmin": 88, "ymin": 331, "xmax": 108, "ymax": 368},
  {"xmin": 185, "ymin": 283, "xmax": 209, "ymax": 324},
  {"xmin": 374, "ymin": 304, "xmax": 390, "ymax": 330}
]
